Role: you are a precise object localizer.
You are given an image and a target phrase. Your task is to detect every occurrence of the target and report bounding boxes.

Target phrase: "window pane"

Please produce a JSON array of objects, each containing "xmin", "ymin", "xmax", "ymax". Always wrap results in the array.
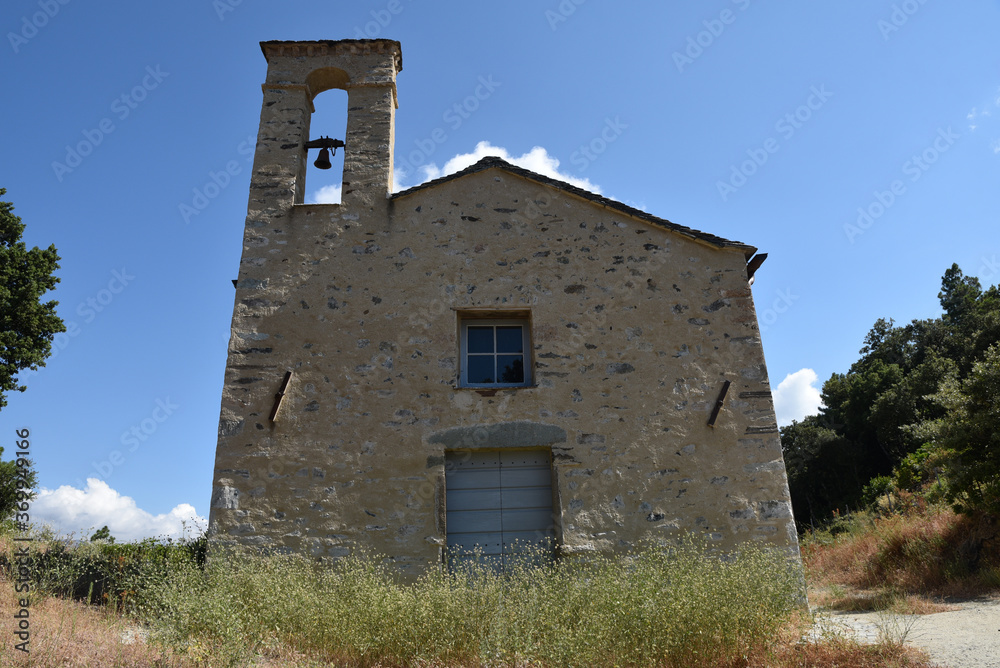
[
  {"xmin": 496, "ymin": 326, "xmax": 523, "ymax": 353},
  {"xmin": 498, "ymin": 355, "xmax": 524, "ymax": 383},
  {"xmin": 468, "ymin": 355, "xmax": 495, "ymax": 383},
  {"xmin": 467, "ymin": 326, "xmax": 494, "ymax": 354}
]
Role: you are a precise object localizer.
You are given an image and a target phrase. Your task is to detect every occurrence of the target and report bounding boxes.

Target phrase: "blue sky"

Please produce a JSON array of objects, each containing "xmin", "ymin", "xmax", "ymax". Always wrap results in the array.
[{"xmin": 1, "ymin": 1, "xmax": 998, "ymax": 541}]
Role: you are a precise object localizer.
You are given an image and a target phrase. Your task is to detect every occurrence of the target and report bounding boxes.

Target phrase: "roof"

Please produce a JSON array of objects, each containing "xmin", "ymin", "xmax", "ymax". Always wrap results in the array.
[{"xmin": 392, "ymin": 156, "xmax": 756, "ymax": 257}]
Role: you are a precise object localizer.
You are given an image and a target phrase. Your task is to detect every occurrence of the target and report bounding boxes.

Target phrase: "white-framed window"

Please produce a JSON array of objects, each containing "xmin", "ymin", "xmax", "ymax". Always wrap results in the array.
[{"xmin": 459, "ymin": 318, "xmax": 532, "ymax": 388}]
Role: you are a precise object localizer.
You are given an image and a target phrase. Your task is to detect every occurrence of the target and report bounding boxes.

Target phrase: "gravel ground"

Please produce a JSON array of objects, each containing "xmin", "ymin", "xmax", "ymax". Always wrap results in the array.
[{"xmin": 816, "ymin": 598, "xmax": 1000, "ymax": 668}]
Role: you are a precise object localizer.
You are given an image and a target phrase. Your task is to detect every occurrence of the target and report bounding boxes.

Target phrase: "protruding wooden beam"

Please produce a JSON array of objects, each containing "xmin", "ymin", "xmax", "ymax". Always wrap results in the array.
[
  {"xmin": 707, "ymin": 379, "xmax": 731, "ymax": 427},
  {"xmin": 269, "ymin": 370, "xmax": 293, "ymax": 422}
]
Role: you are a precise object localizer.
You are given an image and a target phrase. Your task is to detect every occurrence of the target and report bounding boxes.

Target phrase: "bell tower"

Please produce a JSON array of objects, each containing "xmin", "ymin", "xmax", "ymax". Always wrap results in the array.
[
  {"xmin": 209, "ymin": 40, "xmax": 403, "ymax": 554},
  {"xmin": 254, "ymin": 39, "xmax": 402, "ymax": 211}
]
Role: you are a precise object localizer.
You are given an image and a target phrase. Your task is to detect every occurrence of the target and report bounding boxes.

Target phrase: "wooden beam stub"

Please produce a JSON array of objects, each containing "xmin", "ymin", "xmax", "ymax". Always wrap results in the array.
[
  {"xmin": 707, "ymin": 379, "xmax": 732, "ymax": 428},
  {"xmin": 269, "ymin": 370, "xmax": 293, "ymax": 422}
]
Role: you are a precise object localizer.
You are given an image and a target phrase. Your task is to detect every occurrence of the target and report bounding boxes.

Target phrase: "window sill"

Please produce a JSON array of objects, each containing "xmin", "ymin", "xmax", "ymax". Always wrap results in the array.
[{"xmin": 457, "ymin": 385, "xmax": 538, "ymax": 397}]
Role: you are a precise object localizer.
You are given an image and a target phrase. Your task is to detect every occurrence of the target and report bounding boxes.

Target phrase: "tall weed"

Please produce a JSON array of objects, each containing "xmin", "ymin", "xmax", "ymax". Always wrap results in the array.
[{"xmin": 147, "ymin": 538, "xmax": 802, "ymax": 667}]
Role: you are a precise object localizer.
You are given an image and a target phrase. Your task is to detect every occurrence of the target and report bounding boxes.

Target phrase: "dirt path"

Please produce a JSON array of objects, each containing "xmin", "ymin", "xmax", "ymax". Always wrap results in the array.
[{"xmin": 818, "ymin": 598, "xmax": 1000, "ymax": 668}]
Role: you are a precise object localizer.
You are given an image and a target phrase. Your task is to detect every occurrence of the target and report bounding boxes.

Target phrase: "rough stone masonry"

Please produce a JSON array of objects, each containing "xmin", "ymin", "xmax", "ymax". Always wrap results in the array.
[{"xmin": 208, "ymin": 39, "xmax": 803, "ymax": 578}]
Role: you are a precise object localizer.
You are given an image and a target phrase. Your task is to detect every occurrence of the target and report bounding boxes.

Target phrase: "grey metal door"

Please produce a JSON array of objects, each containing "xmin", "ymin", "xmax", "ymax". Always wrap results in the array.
[{"xmin": 445, "ymin": 449, "xmax": 554, "ymax": 565}]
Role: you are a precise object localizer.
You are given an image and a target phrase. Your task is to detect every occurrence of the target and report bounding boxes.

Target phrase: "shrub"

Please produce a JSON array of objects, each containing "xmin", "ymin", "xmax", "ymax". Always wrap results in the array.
[
  {"xmin": 861, "ymin": 475, "xmax": 894, "ymax": 509},
  {"xmin": 0, "ymin": 528, "xmax": 206, "ymax": 616}
]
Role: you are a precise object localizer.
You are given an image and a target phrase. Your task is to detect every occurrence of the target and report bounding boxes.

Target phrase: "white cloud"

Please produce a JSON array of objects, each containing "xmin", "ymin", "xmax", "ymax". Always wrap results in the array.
[
  {"xmin": 394, "ymin": 141, "xmax": 602, "ymax": 194},
  {"xmin": 309, "ymin": 183, "xmax": 341, "ymax": 204},
  {"xmin": 772, "ymin": 368, "xmax": 823, "ymax": 427},
  {"xmin": 31, "ymin": 478, "xmax": 205, "ymax": 543}
]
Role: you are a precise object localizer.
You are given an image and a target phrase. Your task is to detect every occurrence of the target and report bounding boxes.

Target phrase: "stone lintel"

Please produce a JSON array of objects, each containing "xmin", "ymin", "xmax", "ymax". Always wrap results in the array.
[{"xmin": 427, "ymin": 422, "xmax": 568, "ymax": 451}]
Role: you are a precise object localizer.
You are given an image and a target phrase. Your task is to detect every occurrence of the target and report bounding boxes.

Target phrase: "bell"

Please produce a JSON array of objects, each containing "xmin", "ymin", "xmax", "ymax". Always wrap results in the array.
[{"xmin": 314, "ymin": 147, "xmax": 332, "ymax": 170}]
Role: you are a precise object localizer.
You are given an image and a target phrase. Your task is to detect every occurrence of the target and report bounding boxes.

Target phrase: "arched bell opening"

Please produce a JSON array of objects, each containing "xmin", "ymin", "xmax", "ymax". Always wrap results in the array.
[{"xmin": 305, "ymin": 87, "xmax": 348, "ymax": 204}]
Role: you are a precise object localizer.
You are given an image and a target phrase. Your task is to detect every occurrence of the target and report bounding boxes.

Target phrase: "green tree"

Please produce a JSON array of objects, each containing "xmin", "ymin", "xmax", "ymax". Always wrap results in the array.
[
  {"xmin": 781, "ymin": 416, "xmax": 863, "ymax": 526},
  {"xmin": 90, "ymin": 525, "xmax": 115, "ymax": 543},
  {"xmin": 0, "ymin": 188, "xmax": 65, "ymax": 409},
  {"xmin": 939, "ymin": 263, "xmax": 982, "ymax": 327},
  {"xmin": 933, "ymin": 343, "xmax": 1000, "ymax": 514},
  {"xmin": 782, "ymin": 264, "xmax": 1000, "ymax": 528},
  {"xmin": 0, "ymin": 445, "xmax": 37, "ymax": 523}
]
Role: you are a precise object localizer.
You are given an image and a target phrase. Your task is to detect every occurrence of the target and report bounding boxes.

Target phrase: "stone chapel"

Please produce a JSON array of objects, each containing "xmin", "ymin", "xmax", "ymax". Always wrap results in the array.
[{"xmin": 208, "ymin": 39, "xmax": 802, "ymax": 574}]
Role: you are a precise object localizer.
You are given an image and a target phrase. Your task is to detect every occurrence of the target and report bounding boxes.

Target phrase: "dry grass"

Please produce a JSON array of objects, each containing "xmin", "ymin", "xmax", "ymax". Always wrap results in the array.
[
  {"xmin": 807, "ymin": 586, "xmax": 957, "ymax": 615},
  {"xmin": 717, "ymin": 614, "xmax": 935, "ymax": 668},
  {"xmin": 0, "ymin": 580, "xmax": 183, "ymax": 667},
  {"xmin": 763, "ymin": 641, "xmax": 933, "ymax": 668},
  {"xmin": 0, "ymin": 579, "xmax": 347, "ymax": 667},
  {"xmin": 802, "ymin": 505, "xmax": 1000, "ymax": 608}
]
